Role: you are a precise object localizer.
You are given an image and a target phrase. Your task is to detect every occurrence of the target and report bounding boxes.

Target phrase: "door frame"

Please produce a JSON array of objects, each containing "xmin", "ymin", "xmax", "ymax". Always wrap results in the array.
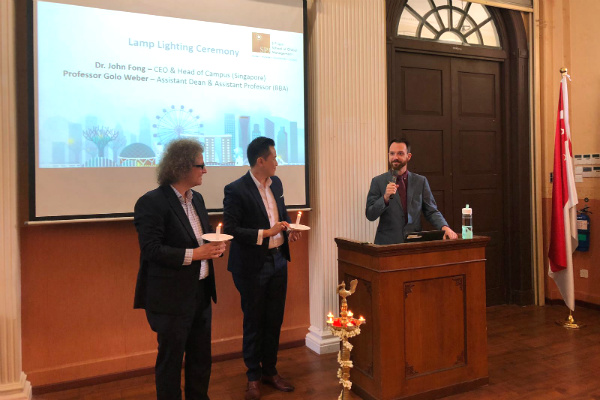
[{"xmin": 386, "ymin": 0, "xmax": 533, "ymax": 305}]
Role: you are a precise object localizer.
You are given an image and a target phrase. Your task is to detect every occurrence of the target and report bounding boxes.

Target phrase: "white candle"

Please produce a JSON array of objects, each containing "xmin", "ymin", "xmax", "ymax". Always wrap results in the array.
[
  {"xmin": 216, "ymin": 223, "xmax": 222, "ymax": 239},
  {"xmin": 295, "ymin": 211, "xmax": 302, "ymax": 225}
]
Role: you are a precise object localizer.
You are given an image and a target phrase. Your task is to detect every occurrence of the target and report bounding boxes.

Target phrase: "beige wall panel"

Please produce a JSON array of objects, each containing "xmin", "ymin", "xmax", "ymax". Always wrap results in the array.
[
  {"xmin": 306, "ymin": 0, "xmax": 387, "ymax": 350},
  {"xmin": 539, "ymin": 0, "xmax": 600, "ymax": 305},
  {"xmin": 0, "ymin": 0, "xmax": 32, "ymax": 397},
  {"xmin": 20, "ymin": 213, "xmax": 309, "ymax": 387}
]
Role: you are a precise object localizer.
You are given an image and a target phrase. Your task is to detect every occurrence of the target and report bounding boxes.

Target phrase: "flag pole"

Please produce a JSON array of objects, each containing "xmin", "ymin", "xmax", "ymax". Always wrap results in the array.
[
  {"xmin": 557, "ymin": 309, "xmax": 585, "ymax": 329},
  {"xmin": 553, "ymin": 67, "xmax": 585, "ymax": 329}
]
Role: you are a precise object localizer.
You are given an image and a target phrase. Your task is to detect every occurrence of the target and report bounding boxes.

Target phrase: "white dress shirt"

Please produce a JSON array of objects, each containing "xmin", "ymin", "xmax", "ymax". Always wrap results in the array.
[{"xmin": 250, "ymin": 171, "xmax": 284, "ymax": 249}]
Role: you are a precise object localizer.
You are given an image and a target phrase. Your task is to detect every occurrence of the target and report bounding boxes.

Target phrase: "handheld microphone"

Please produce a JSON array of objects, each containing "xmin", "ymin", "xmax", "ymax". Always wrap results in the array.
[{"xmin": 389, "ymin": 169, "xmax": 398, "ymax": 199}]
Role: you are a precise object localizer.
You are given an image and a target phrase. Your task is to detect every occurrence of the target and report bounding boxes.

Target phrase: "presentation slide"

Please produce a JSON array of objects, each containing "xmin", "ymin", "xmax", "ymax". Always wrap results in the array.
[{"xmin": 33, "ymin": 0, "xmax": 307, "ymax": 219}]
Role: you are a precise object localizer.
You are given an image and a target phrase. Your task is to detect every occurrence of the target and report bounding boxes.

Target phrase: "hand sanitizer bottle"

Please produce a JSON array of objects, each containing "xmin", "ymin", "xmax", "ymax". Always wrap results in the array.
[{"xmin": 462, "ymin": 204, "xmax": 473, "ymax": 239}]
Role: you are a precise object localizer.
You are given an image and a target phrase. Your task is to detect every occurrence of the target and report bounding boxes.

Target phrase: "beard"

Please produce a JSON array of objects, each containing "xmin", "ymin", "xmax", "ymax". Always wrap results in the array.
[{"xmin": 390, "ymin": 160, "xmax": 406, "ymax": 171}]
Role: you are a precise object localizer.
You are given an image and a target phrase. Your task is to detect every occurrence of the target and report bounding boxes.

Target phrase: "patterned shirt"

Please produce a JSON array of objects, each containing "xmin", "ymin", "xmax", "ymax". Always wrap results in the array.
[{"xmin": 171, "ymin": 186, "xmax": 208, "ymax": 280}]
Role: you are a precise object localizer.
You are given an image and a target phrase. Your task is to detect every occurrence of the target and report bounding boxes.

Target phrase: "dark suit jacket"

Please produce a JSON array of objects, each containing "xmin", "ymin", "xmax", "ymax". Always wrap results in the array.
[
  {"xmin": 366, "ymin": 171, "xmax": 448, "ymax": 245},
  {"xmin": 133, "ymin": 185, "xmax": 216, "ymax": 315},
  {"xmin": 223, "ymin": 171, "xmax": 291, "ymax": 275}
]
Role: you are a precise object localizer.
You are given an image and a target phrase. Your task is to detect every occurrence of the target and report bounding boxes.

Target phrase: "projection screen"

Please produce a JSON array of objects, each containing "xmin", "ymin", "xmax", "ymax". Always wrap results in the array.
[{"xmin": 30, "ymin": 0, "xmax": 307, "ymax": 220}]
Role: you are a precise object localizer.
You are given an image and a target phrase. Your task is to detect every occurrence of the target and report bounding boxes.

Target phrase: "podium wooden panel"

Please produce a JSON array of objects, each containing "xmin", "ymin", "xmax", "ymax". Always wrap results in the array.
[{"xmin": 335, "ymin": 237, "xmax": 490, "ymax": 400}]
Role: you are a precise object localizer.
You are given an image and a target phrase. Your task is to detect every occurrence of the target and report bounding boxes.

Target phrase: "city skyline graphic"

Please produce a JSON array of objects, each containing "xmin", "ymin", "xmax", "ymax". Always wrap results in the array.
[{"xmin": 40, "ymin": 105, "xmax": 305, "ymax": 168}]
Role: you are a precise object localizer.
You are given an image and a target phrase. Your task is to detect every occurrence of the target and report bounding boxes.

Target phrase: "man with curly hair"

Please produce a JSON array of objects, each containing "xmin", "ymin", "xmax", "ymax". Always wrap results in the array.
[{"xmin": 134, "ymin": 138, "xmax": 226, "ymax": 400}]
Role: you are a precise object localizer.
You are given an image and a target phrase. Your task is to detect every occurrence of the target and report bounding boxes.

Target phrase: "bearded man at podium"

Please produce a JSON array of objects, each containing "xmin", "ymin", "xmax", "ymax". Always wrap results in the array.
[{"xmin": 366, "ymin": 138, "xmax": 457, "ymax": 245}]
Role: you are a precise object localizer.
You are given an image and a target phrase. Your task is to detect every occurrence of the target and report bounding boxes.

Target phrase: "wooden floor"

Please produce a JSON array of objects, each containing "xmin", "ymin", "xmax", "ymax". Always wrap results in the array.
[{"xmin": 33, "ymin": 304, "xmax": 600, "ymax": 400}]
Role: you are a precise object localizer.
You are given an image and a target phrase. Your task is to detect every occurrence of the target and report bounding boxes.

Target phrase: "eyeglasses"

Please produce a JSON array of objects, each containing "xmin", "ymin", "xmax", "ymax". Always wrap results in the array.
[{"xmin": 193, "ymin": 164, "xmax": 206, "ymax": 169}]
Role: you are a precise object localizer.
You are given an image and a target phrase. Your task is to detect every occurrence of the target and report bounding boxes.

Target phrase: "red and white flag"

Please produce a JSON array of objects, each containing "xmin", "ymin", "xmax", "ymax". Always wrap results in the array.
[{"xmin": 548, "ymin": 74, "xmax": 578, "ymax": 311}]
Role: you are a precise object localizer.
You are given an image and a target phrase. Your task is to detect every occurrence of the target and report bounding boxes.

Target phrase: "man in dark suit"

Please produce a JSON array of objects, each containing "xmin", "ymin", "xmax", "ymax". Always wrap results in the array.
[
  {"xmin": 366, "ymin": 138, "xmax": 458, "ymax": 245},
  {"xmin": 223, "ymin": 137, "xmax": 301, "ymax": 400},
  {"xmin": 134, "ymin": 139, "xmax": 226, "ymax": 400}
]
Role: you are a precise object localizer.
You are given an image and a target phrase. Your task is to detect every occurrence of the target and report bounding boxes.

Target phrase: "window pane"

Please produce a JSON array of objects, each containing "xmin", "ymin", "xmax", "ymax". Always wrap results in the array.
[
  {"xmin": 453, "ymin": 0, "xmax": 470, "ymax": 10},
  {"xmin": 452, "ymin": 10, "xmax": 463, "ymax": 29},
  {"xmin": 479, "ymin": 20, "xmax": 500, "ymax": 47},
  {"xmin": 410, "ymin": 0, "xmax": 435, "ymax": 17},
  {"xmin": 398, "ymin": 12, "xmax": 419, "ymax": 37},
  {"xmin": 426, "ymin": 14, "xmax": 443, "ymax": 33},
  {"xmin": 467, "ymin": 3, "xmax": 490, "ymax": 25},
  {"xmin": 438, "ymin": 9, "xmax": 449, "ymax": 30},
  {"xmin": 466, "ymin": 31, "xmax": 482, "ymax": 45},
  {"xmin": 460, "ymin": 18, "xmax": 475, "ymax": 35},
  {"xmin": 421, "ymin": 25, "xmax": 437, "ymax": 39},
  {"xmin": 439, "ymin": 31, "xmax": 463, "ymax": 44},
  {"xmin": 397, "ymin": 0, "xmax": 501, "ymax": 49}
]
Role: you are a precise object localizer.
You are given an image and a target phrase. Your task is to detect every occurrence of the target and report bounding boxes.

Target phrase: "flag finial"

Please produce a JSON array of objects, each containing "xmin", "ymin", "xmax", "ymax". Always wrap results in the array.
[{"xmin": 560, "ymin": 67, "xmax": 568, "ymax": 76}]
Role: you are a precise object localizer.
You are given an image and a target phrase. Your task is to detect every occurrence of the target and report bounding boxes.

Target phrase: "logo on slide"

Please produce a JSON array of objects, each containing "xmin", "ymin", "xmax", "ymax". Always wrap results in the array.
[{"xmin": 252, "ymin": 32, "xmax": 270, "ymax": 53}]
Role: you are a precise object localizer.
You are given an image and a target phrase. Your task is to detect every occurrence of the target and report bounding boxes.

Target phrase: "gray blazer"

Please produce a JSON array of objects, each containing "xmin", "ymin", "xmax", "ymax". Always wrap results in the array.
[{"xmin": 366, "ymin": 171, "xmax": 448, "ymax": 245}]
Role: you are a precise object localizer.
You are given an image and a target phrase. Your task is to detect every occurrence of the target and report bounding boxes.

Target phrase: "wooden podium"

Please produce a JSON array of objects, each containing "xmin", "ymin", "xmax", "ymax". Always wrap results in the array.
[{"xmin": 335, "ymin": 237, "xmax": 490, "ymax": 400}]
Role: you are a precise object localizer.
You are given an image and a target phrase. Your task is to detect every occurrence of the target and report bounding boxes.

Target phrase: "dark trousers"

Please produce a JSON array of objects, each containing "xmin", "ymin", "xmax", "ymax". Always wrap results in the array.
[
  {"xmin": 232, "ymin": 252, "xmax": 288, "ymax": 381},
  {"xmin": 146, "ymin": 279, "xmax": 212, "ymax": 400}
]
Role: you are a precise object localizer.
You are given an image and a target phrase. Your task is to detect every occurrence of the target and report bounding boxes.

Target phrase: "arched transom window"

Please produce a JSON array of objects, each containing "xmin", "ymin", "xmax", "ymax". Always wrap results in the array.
[{"xmin": 397, "ymin": 0, "xmax": 501, "ymax": 48}]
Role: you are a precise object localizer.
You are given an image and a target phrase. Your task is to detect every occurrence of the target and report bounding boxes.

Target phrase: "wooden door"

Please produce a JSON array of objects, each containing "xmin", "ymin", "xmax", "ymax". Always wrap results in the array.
[
  {"xmin": 390, "ymin": 51, "xmax": 506, "ymax": 305},
  {"xmin": 451, "ymin": 57, "xmax": 505, "ymax": 305},
  {"xmin": 390, "ymin": 52, "xmax": 453, "ymax": 226}
]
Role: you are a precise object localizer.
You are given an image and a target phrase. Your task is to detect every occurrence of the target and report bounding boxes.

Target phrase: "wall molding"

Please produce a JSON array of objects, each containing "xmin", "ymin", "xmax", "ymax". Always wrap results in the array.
[
  {"xmin": 25, "ymin": 325, "xmax": 307, "ymax": 387},
  {"xmin": 0, "ymin": 0, "xmax": 32, "ymax": 398}
]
